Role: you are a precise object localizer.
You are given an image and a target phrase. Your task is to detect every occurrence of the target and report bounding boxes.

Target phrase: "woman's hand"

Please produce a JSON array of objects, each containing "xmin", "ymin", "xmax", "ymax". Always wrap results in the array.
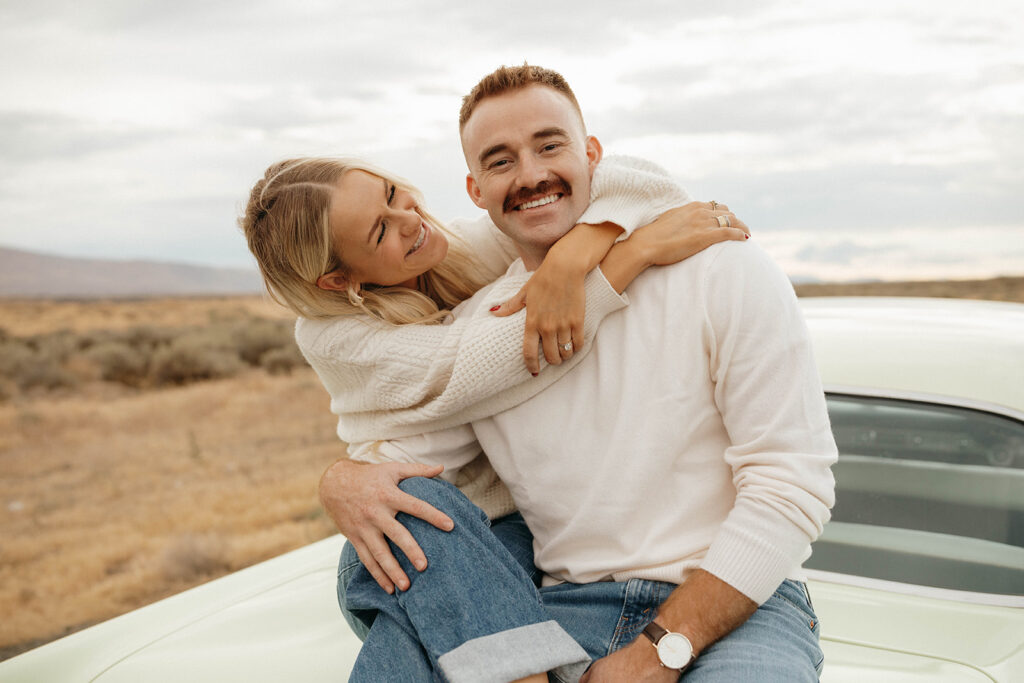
[
  {"xmin": 491, "ymin": 259, "xmax": 585, "ymax": 375},
  {"xmin": 491, "ymin": 222, "xmax": 623, "ymax": 374},
  {"xmin": 632, "ymin": 201, "xmax": 749, "ymax": 267},
  {"xmin": 318, "ymin": 458, "xmax": 454, "ymax": 593},
  {"xmin": 600, "ymin": 202, "xmax": 750, "ymax": 293}
]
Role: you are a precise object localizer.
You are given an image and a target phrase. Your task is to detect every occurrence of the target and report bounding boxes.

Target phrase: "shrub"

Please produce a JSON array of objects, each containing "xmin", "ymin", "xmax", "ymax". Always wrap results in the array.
[
  {"xmin": 150, "ymin": 335, "xmax": 243, "ymax": 386},
  {"xmin": 17, "ymin": 359, "xmax": 79, "ymax": 392},
  {"xmin": 119, "ymin": 325, "xmax": 177, "ymax": 352},
  {"xmin": 0, "ymin": 340, "xmax": 34, "ymax": 377},
  {"xmin": 0, "ymin": 340, "xmax": 77, "ymax": 392},
  {"xmin": 259, "ymin": 345, "xmax": 308, "ymax": 375},
  {"xmin": 83, "ymin": 341, "xmax": 149, "ymax": 387},
  {"xmin": 25, "ymin": 330, "xmax": 77, "ymax": 362},
  {"xmin": 231, "ymin": 319, "xmax": 294, "ymax": 366}
]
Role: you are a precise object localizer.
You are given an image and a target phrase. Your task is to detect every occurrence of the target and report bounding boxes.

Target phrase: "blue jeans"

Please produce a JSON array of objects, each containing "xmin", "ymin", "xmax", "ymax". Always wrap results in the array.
[
  {"xmin": 338, "ymin": 477, "xmax": 824, "ymax": 682},
  {"xmin": 339, "ymin": 477, "xmax": 589, "ymax": 683},
  {"xmin": 540, "ymin": 578, "xmax": 823, "ymax": 682}
]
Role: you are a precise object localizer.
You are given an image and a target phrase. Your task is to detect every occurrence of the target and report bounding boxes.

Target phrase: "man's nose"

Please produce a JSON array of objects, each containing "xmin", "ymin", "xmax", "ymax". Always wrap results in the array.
[{"xmin": 517, "ymin": 154, "xmax": 550, "ymax": 189}]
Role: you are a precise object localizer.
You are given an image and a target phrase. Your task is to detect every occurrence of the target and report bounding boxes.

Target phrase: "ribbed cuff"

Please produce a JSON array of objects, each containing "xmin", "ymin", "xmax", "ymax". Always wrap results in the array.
[
  {"xmin": 700, "ymin": 505, "xmax": 813, "ymax": 605},
  {"xmin": 437, "ymin": 620, "xmax": 590, "ymax": 683}
]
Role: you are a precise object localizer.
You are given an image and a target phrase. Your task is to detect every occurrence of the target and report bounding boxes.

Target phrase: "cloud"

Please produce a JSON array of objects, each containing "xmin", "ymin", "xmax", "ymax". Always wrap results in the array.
[
  {"xmin": 0, "ymin": 111, "xmax": 165, "ymax": 163},
  {"xmin": 0, "ymin": 0, "xmax": 1021, "ymax": 280}
]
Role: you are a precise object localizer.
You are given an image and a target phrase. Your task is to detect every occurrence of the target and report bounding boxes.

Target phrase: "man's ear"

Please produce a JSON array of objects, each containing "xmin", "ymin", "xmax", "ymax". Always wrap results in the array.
[
  {"xmin": 585, "ymin": 136, "xmax": 603, "ymax": 174},
  {"xmin": 465, "ymin": 173, "xmax": 487, "ymax": 210},
  {"xmin": 316, "ymin": 269, "xmax": 352, "ymax": 292}
]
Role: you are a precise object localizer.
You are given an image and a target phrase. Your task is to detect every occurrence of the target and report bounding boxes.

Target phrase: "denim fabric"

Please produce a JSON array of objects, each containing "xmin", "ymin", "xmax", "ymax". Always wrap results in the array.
[
  {"xmin": 341, "ymin": 477, "xmax": 588, "ymax": 683},
  {"xmin": 542, "ymin": 578, "xmax": 823, "ymax": 682},
  {"xmin": 337, "ymin": 478, "xmax": 823, "ymax": 682}
]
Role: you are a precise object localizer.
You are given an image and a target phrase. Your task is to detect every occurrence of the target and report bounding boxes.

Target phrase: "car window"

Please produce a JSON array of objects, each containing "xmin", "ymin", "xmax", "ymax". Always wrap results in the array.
[{"xmin": 807, "ymin": 393, "xmax": 1024, "ymax": 598}]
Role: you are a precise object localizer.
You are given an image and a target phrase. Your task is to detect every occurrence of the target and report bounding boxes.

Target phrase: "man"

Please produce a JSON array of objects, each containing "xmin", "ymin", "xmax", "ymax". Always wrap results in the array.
[{"xmin": 329, "ymin": 64, "xmax": 837, "ymax": 682}]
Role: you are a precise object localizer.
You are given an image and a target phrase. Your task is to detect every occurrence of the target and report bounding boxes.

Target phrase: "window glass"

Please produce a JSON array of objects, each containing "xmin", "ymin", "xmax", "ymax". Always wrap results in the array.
[{"xmin": 807, "ymin": 394, "xmax": 1024, "ymax": 597}]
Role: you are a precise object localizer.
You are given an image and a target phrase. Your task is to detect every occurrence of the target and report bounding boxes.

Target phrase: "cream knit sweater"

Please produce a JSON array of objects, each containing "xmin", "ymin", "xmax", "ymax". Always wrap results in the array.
[
  {"xmin": 368, "ymin": 243, "xmax": 838, "ymax": 605},
  {"xmin": 298, "ymin": 156, "xmax": 690, "ymax": 518}
]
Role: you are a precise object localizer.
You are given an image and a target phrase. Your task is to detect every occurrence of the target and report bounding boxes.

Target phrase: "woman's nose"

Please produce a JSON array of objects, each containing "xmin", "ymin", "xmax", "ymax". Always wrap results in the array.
[
  {"xmin": 392, "ymin": 207, "xmax": 420, "ymax": 236},
  {"xmin": 391, "ymin": 190, "xmax": 420, "ymax": 235}
]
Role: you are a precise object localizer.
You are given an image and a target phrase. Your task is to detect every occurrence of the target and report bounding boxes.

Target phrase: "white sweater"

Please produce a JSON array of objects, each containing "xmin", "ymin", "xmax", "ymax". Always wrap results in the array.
[
  {"xmin": 369, "ymin": 242, "xmax": 838, "ymax": 605},
  {"xmin": 296, "ymin": 156, "xmax": 689, "ymax": 445}
]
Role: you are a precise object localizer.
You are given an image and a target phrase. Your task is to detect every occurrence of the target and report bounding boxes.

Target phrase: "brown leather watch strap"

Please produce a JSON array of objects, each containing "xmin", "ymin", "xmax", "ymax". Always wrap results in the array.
[{"xmin": 642, "ymin": 620, "xmax": 669, "ymax": 645}]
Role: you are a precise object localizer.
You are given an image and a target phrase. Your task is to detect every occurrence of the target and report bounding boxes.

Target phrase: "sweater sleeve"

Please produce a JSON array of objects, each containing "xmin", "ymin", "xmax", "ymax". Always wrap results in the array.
[
  {"xmin": 296, "ymin": 266, "xmax": 628, "ymax": 443},
  {"xmin": 697, "ymin": 243, "xmax": 838, "ymax": 604},
  {"xmin": 577, "ymin": 155, "xmax": 693, "ymax": 234}
]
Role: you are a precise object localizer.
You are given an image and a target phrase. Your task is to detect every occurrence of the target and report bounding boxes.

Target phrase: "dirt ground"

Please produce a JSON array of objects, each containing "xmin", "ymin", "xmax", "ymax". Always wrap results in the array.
[{"xmin": 1, "ymin": 277, "xmax": 1021, "ymax": 660}]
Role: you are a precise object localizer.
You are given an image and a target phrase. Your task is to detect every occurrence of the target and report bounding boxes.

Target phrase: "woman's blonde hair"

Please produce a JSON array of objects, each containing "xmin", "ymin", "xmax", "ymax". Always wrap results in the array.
[{"xmin": 240, "ymin": 157, "xmax": 490, "ymax": 324}]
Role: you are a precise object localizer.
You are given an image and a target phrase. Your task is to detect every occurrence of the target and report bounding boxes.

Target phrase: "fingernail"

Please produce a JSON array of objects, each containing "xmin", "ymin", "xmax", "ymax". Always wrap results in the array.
[
  {"xmin": 531, "ymin": 372, "xmax": 538, "ymax": 377},
  {"xmin": 745, "ymin": 234, "xmax": 750, "ymax": 239},
  {"xmin": 489, "ymin": 305, "xmax": 500, "ymax": 311}
]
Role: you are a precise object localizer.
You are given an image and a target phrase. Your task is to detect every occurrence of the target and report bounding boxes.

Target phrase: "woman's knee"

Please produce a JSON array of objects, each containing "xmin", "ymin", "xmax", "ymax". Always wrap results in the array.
[{"xmin": 396, "ymin": 476, "xmax": 484, "ymax": 521}]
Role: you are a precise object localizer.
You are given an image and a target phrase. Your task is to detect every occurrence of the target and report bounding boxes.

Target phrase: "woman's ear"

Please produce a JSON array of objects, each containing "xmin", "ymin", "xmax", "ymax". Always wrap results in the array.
[{"xmin": 316, "ymin": 269, "xmax": 351, "ymax": 292}]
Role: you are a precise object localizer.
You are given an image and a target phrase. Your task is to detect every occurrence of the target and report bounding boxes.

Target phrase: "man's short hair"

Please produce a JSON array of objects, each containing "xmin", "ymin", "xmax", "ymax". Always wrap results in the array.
[{"xmin": 458, "ymin": 63, "xmax": 585, "ymax": 132}]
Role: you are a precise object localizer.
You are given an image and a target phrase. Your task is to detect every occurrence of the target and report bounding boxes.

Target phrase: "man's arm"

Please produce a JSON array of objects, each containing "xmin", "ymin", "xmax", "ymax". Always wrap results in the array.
[
  {"xmin": 581, "ymin": 570, "xmax": 755, "ymax": 682},
  {"xmin": 584, "ymin": 242, "xmax": 837, "ymax": 681}
]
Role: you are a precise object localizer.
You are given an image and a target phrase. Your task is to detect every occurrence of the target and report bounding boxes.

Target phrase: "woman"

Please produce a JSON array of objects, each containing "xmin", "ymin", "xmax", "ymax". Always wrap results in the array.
[{"xmin": 241, "ymin": 155, "xmax": 748, "ymax": 681}]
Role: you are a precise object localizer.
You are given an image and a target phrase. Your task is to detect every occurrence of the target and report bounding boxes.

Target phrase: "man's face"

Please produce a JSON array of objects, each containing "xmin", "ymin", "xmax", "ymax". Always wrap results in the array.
[{"xmin": 461, "ymin": 85, "xmax": 602, "ymax": 266}]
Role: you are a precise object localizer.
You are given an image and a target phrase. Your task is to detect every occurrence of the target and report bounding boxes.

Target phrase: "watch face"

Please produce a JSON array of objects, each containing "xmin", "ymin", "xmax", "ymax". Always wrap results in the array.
[{"xmin": 657, "ymin": 632, "xmax": 693, "ymax": 669}]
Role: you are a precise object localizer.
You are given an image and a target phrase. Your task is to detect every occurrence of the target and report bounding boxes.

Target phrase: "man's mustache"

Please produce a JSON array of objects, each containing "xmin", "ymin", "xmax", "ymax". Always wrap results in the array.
[{"xmin": 503, "ymin": 179, "xmax": 572, "ymax": 213}]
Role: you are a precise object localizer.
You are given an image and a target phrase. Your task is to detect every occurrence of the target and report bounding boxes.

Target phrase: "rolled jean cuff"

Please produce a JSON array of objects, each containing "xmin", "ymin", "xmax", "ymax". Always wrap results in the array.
[{"xmin": 437, "ymin": 619, "xmax": 590, "ymax": 683}]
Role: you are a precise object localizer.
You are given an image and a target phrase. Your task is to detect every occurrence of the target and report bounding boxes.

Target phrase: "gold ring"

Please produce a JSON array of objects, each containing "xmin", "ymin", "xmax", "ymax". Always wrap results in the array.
[
  {"xmin": 716, "ymin": 215, "xmax": 729, "ymax": 228},
  {"xmin": 710, "ymin": 200, "xmax": 718, "ymax": 210}
]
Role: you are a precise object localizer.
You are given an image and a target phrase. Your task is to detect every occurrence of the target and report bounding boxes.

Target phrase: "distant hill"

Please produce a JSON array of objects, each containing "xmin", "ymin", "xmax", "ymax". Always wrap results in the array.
[{"xmin": 0, "ymin": 246, "xmax": 264, "ymax": 299}]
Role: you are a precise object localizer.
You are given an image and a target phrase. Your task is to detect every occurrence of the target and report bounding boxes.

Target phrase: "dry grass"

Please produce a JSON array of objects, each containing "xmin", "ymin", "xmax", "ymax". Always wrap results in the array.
[
  {"xmin": 0, "ymin": 279, "xmax": 1021, "ymax": 661},
  {"xmin": 0, "ymin": 295, "xmax": 293, "ymax": 337},
  {"xmin": 793, "ymin": 275, "xmax": 1024, "ymax": 303},
  {"xmin": 0, "ymin": 368, "xmax": 340, "ymax": 660}
]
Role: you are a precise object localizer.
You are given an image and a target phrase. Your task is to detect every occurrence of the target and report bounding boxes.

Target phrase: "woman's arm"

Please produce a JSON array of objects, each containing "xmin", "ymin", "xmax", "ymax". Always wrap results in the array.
[
  {"xmin": 599, "ymin": 202, "xmax": 749, "ymax": 293},
  {"xmin": 492, "ymin": 155, "xmax": 728, "ymax": 370},
  {"xmin": 297, "ymin": 266, "xmax": 628, "ymax": 444}
]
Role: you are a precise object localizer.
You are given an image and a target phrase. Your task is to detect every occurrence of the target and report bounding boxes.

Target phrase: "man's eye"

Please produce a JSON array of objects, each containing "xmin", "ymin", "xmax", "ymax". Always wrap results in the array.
[
  {"xmin": 377, "ymin": 222, "xmax": 387, "ymax": 245},
  {"xmin": 490, "ymin": 159, "xmax": 510, "ymax": 169},
  {"xmin": 542, "ymin": 143, "xmax": 559, "ymax": 152}
]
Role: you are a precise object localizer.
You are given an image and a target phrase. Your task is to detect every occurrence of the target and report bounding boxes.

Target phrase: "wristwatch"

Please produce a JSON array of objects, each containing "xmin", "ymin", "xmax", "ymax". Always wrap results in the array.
[{"xmin": 642, "ymin": 621, "xmax": 694, "ymax": 671}]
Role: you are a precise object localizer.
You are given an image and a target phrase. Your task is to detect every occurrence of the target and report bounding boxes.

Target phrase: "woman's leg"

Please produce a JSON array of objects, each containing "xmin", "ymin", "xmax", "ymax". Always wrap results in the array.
[
  {"xmin": 342, "ymin": 477, "xmax": 588, "ymax": 683},
  {"xmin": 335, "ymin": 510, "xmax": 538, "ymax": 642}
]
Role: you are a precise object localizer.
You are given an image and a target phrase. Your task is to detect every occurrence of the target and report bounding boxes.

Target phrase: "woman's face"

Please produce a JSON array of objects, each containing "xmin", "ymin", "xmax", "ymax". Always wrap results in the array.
[{"xmin": 326, "ymin": 170, "xmax": 449, "ymax": 289}]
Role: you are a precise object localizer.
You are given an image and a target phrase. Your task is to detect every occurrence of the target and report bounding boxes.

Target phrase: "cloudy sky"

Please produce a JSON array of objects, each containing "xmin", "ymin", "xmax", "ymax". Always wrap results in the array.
[{"xmin": 1, "ymin": 0, "xmax": 1021, "ymax": 282}]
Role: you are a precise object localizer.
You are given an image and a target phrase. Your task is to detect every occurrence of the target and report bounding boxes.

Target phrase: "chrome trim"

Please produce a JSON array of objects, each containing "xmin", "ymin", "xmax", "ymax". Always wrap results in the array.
[
  {"xmin": 805, "ymin": 569, "xmax": 1024, "ymax": 608},
  {"xmin": 822, "ymin": 384, "xmax": 1024, "ymax": 423}
]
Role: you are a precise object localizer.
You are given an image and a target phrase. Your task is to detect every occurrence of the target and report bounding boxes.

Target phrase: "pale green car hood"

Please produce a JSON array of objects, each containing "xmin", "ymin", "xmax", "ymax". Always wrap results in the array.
[{"xmin": 3, "ymin": 536, "xmax": 1021, "ymax": 682}]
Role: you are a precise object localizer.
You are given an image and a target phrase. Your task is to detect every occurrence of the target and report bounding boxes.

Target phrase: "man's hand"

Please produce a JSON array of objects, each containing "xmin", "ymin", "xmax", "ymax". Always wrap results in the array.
[
  {"xmin": 579, "ymin": 638, "xmax": 677, "ymax": 683},
  {"xmin": 318, "ymin": 458, "xmax": 454, "ymax": 593}
]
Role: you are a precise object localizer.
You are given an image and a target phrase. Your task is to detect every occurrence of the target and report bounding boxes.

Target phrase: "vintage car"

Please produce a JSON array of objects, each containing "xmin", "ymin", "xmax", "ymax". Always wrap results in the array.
[{"xmin": 1, "ymin": 297, "xmax": 1021, "ymax": 682}]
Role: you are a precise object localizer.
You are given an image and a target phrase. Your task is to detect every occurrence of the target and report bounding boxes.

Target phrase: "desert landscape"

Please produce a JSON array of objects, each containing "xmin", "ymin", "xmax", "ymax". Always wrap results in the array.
[{"xmin": 1, "ymin": 276, "xmax": 1022, "ymax": 661}]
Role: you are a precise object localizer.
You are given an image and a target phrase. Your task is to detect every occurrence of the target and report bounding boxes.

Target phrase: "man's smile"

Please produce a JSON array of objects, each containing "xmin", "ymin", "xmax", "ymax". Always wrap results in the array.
[{"xmin": 514, "ymin": 193, "xmax": 562, "ymax": 211}]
